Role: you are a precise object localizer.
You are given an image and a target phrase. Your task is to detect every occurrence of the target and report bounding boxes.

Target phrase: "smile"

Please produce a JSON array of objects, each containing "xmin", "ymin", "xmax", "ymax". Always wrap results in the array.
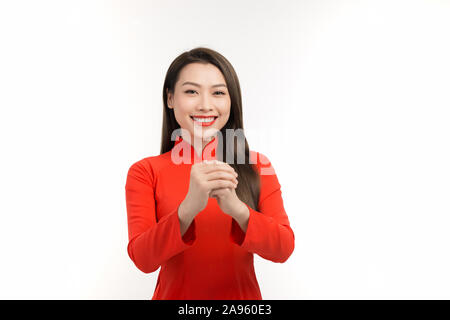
[{"xmin": 190, "ymin": 116, "xmax": 218, "ymax": 127}]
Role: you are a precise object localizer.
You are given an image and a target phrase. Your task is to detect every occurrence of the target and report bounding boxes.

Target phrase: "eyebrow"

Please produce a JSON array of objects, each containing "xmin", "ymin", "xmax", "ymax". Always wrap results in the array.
[{"xmin": 181, "ymin": 81, "xmax": 227, "ymax": 88}]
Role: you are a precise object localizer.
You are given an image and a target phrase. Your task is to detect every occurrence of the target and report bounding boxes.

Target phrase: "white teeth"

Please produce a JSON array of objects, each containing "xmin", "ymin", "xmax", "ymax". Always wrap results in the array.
[{"xmin": 192, "ymin": 117, "xmax": 215, "ymax": 122}]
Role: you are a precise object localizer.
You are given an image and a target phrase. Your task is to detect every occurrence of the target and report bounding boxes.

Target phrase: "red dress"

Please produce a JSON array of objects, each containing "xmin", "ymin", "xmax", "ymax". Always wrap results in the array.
[{"xmin": 125, "ymin": 135, "xmax": 295, "ymax": 299}]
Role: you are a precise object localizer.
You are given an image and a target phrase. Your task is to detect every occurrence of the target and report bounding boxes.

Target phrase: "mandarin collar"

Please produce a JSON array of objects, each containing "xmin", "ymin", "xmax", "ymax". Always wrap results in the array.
[{"xmin": 171, "ymin": 135, "xmax": 219, "ymax": 163}]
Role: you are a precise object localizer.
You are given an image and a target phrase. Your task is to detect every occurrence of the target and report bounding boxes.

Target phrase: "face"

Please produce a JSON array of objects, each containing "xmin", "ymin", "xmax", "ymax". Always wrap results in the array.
[{"xmin": 167, "ymin": 63, "xmax": 231, "ymax": 144}]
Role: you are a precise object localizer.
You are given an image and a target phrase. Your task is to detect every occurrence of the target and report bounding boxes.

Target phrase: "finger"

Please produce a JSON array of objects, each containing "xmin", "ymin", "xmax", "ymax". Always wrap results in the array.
[
  {"xmin": 205, "ymin": 171, "xmax": 238, "ymax": 185},
  {"xmin": 209, "ymin": 187, "xmax": 228, "ymax": 197},
  {"xmin": 207, "ymin": 179, "xmax": 237, "ymax": 191},
  {"xmin": 210, "ymin": 186, "xmax": 233, "ymax": 193},
  {"xmin": 202, "ymin": 160, "xmax": 238, "ymax": 177},
  {"xmin": 210, "ymin": 187, "xmax": 232, "ymax": 198}
]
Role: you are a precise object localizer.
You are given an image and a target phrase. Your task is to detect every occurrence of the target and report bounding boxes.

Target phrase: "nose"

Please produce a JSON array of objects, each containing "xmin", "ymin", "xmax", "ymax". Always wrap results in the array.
[{"xmin": 196, "ymin": 93, "xmax": 214, "ymax": 112}]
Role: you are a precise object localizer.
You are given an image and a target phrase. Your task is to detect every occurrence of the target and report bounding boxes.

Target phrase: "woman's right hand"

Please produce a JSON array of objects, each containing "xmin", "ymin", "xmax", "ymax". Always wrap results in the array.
[{"xmin": 179, "ymin": 160, "xmax": 239, "ymax": 221}]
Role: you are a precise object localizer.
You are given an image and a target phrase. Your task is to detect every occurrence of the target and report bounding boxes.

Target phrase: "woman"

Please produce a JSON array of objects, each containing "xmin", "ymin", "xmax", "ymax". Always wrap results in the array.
[{"xmin": 125, "ymin": 47, "xmax": 295, "ymax": 300}]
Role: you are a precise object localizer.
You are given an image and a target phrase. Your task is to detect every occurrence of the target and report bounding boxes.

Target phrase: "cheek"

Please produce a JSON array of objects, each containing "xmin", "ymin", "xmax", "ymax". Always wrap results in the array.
[
  {"xmin": 174, "ymin": 105, "xmax": 194, "ymax": 120},
  {"xmin": 173, "ymin": 111, "xmax": 193, "ymax": 131},
  {"xmin": 219, "ymin": 110, "xmax": 231, "ymax": 125},
  {"xmin": 218, "ymin": 115, "xmax": 229, "ymax": 127},
  {"xmin": 174, "ymin": 96, "xmax": 195, "ymax": 112},
  {"xmin": 218, "ymin": 103, "xmax": 231, "ymax": 120}
]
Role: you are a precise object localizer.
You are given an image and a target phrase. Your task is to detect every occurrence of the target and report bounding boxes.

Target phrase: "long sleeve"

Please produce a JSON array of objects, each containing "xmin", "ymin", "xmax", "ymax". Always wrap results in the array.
[
  {"xmin": 229, "ymin": 152, "xmax": 295, "ymax": 263},
  {"xmin": 125, "ymin": 160, "xmax": 197, "ymax": 273}
]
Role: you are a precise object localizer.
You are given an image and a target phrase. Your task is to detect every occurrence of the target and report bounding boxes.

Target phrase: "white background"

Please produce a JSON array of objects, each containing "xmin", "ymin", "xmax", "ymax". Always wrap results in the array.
[{"xmin": 0, "ymin": 0, "xmax": 449, "ymax": 299}]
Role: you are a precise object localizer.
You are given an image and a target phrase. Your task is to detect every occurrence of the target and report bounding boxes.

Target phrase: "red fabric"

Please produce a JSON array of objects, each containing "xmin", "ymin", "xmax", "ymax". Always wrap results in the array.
[{"xmin": 125, "ymin": 136, "xmax": 295, "ymax": 300}]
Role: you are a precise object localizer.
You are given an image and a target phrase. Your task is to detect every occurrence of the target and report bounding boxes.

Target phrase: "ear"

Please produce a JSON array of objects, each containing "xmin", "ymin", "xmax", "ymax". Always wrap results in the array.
[{"xmin": 167, "ymin": 89, "xmax": 173, "ymax": 109}]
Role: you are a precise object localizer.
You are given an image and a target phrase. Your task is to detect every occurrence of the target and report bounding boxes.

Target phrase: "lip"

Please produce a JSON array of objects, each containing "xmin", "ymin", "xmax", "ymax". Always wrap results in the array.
[{"xmin": 190, "ymin": 115, "xmax": 218, "ymax": 127}]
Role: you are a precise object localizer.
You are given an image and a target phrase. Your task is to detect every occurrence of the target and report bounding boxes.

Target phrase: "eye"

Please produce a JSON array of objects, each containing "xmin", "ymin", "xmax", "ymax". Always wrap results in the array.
[{"xmin": 185, "ymin": 89, "xmax": 225, "ymax": 95}]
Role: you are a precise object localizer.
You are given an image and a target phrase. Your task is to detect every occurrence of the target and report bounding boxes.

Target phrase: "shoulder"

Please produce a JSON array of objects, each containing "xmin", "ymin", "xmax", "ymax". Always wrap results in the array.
[{"xmin": 126, "ymin": 152, "xmax": 172, "ymax": 185}]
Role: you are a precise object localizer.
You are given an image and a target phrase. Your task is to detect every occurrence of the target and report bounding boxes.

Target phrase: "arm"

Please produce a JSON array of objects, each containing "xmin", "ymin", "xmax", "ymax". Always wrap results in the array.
[
  {"xmin": 229, "ymin": 152, "xmax": 295, "ymax": 263},
  {"xmin": 125, "ymin": 160, "xmax": 197, "ymax": 273}
]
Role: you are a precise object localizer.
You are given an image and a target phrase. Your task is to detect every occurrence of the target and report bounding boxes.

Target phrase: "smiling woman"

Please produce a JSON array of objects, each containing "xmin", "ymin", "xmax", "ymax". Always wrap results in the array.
[
  {"xmin": 125, "ymin": 47, "xmax": 295, "ymax": 300},
  {"xmin": 166, "ymin": 62, "xmax": 232, "ymax": 150}
]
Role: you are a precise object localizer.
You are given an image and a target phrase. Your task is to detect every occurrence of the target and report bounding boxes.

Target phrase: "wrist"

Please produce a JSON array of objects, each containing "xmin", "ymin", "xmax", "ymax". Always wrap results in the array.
[
  {"xmin": 234, "ymin": 201, "xmax": 249, "ymax": 219},
  {"xmin": 178, "ymin": 199, "xmax": 197, "ymax": 222},
  {"xmin": 233, "ymin": 201, "xmax": 250, "ymax": 232}
]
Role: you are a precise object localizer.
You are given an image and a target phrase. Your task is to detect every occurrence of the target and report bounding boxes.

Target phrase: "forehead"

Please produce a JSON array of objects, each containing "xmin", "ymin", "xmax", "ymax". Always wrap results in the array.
[{"xmin": 178, "ymin": 63, "xmax": 226, "ymax": 85}]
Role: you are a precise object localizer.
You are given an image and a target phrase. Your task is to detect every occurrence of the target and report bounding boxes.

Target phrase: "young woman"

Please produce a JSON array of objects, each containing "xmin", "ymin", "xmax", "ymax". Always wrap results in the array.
[{"xmin": 125, "ymin": 47, "xmax": 295, "ymax": 300}]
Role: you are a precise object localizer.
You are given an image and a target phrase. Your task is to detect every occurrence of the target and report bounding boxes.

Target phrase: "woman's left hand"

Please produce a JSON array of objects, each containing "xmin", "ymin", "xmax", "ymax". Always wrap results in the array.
[{"xmin": 210, "ymin": 186, "xmax": 246, "ymax": 218}]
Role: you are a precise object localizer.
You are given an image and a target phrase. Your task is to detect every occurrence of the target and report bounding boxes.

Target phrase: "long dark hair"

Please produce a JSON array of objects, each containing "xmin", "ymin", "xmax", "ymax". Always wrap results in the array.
[{"xmin": 160, "ymin": 47, "xmax": 260, "ymax": 211}]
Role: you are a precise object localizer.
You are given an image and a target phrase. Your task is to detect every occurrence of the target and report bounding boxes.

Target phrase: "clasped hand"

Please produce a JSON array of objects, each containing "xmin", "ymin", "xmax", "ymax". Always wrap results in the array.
[
  {"xmin": 206, "ymin": 160, "xmax": 245, "ymax": 217},
  {"xmin": 184, "ymin": 159, "xmax": 246, "ymax": 218}
]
